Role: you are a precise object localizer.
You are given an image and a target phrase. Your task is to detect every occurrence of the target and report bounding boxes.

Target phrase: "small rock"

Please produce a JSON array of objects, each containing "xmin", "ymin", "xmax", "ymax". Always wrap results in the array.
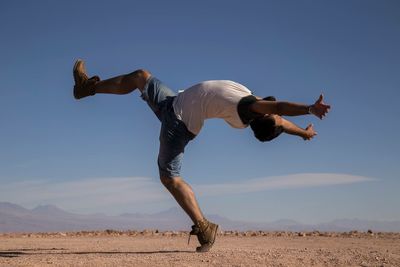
[
  {"xmin": 163, "ymin": 231, "xmax": 173, "ymax": 236},
  {"xmin": 171, "ymin": 231, "xmax": 179, "ymax": 236}
]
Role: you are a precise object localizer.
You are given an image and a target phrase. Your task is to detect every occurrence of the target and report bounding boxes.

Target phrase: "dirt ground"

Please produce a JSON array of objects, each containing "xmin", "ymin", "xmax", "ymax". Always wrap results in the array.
[{"xmin": 1, "ymin": 231, "xmax": 399, "ymax": 267}]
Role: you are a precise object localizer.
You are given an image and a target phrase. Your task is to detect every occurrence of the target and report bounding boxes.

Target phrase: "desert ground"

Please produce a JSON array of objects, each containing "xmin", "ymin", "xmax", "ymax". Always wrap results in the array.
[{"xmin": 1, "ymin": 230, "xmax": 399, "ymax": 267}]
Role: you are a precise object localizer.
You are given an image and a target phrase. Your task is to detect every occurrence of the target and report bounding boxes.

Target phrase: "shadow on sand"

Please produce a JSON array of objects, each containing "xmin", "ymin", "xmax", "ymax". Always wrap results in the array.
[{"xmin": 0, "ymin": 249, "xmax": 194, "ymax": 258}]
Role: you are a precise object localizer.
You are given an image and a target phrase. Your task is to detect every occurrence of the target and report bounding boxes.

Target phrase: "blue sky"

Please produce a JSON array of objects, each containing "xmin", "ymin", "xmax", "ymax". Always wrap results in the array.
[{"xmin": 0, "ymin": 0, "xmax": 399, "ymax": 224}]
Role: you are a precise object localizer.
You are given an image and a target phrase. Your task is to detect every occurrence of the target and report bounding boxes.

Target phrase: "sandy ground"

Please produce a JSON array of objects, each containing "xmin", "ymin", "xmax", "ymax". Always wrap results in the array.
[{"xmin": 1, "ymin": 231, "xmax": 399, "ymax": 267}]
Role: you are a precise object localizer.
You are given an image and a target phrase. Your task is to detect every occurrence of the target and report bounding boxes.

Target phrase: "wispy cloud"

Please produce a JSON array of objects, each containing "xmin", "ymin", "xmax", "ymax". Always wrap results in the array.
[
  {"xmin": 196, "ymin": 173, "xmax": 376, "ymax": 196},
  {"xmin": 0, "ymin": 173, "xmax": 375, "ymax": 214}
]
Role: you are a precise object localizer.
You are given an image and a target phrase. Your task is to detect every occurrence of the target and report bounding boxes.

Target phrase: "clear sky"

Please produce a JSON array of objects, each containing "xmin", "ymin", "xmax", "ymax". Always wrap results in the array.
[{"xmin": 0, "ymin": 0, "xmax": 399, "ymax": 224}]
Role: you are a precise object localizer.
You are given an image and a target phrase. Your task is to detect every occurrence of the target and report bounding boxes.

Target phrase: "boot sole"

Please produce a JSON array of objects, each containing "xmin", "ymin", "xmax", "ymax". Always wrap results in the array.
[
  {"xmin": 73, "ymin": 59, "xmax": 84, "ymax": 84},
  {"xmin": 73, "ymin": 59, "xmax": 90, "ymax": 99}
]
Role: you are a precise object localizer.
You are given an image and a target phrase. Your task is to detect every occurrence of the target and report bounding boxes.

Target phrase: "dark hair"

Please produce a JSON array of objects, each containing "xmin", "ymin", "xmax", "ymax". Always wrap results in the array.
[
  {"xmin": 263, "ymin": 96, "xmax": 276, "ymax": 101},
  {"xmin": 249, "ymin": 95, "xmax": 283, "ymax": 142},
  {"xmin": 250, "ymin": 116, "xmax": 282, "ymax": 142}
]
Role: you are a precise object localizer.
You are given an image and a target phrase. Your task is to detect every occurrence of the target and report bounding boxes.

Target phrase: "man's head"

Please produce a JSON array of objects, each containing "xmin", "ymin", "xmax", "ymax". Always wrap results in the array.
[
  {"xmin": 250, "ymin": 115, "xmax": 283, "ymax": 142},
  {"xmin": 249, "ymin": 96, "xmax": 283, "ymax": 142}
]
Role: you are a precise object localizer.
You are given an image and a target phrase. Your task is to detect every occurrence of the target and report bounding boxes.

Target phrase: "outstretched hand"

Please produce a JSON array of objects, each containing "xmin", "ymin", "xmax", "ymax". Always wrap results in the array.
[
  {"xmin": 310, "ymin": 94, "xmax": 331, "ymax": 119},
  {"xmin": 303, "ymin": 123, "xmax": 317, "ymax": 141}
]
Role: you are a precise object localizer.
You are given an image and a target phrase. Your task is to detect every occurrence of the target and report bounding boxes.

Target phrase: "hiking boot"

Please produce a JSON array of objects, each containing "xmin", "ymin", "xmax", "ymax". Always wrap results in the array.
[
  {"xmin": 73, "ymin": 59, "xmax": 100, "ymax": 99},
  {"xmin": 188, "ymin": 219, "xmax": 219, "ymax": 252}
]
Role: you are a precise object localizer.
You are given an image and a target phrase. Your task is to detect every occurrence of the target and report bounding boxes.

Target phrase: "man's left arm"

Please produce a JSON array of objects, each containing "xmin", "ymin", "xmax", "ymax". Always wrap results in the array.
[{"xmin": 251, "ymin": 94, "xmax": 331, "ymax": 119}]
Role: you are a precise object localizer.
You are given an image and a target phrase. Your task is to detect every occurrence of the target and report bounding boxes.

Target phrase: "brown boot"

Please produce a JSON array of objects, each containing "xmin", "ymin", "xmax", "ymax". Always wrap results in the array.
[
  {"xmin": 189, "ymin": 219, "xmax": 219, "ymax": 252},
  {"xmin": 73, "ymin": 59, "xmax": 100, "ymax": 99}
]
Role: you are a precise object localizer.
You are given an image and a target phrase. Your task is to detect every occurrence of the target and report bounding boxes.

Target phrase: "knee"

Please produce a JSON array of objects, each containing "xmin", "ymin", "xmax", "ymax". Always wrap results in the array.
[
  {"xmin": 160, "ymin": 176, "xmax": 171, "ymax": 187},
  {"xmin": 130, "ymin": 69, "xmax": 151, "ymax": 79},
  {"xmin": 160, "ymin": 176, "xmax": 181, "ymax": 189},
  {"xmin": 126, "ymin": 69, "xmax": 152, "ymax": 90}
]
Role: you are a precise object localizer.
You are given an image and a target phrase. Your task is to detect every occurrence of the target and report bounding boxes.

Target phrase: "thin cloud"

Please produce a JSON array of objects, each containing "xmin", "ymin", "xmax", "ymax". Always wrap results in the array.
[
  {"xmin": 0, "ymin": 173, "xmax": 375, "ymax": 213},
  {"xmin": 195, "ymin": 173, "xmax": 376, "ymax": 196}
]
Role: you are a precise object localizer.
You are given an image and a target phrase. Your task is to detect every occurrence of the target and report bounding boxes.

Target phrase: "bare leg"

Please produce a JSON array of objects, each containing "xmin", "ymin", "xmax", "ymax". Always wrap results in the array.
[
  {"xmin": 160, "ymin": 176, "xmax": 204, "ymax": 223},
  {"xmin": 94, "ymin": 69, "xmax": 152, "ymax": 95}
]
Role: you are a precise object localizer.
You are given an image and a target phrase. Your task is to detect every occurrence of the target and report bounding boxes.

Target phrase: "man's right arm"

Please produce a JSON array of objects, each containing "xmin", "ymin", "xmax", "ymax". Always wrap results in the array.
[{"xmin": 274, "ymin": 116, "xmax": 317, "ymax": 140}]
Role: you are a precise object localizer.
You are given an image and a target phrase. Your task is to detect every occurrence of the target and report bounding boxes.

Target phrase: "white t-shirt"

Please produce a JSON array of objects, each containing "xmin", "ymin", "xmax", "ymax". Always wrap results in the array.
[{"xmin": 172, "ymin": 80, "xmax": 252, "ymax": 135}]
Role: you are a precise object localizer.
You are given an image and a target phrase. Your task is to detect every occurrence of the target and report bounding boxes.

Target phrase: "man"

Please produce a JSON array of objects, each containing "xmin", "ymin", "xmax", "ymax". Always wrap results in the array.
[{"xmin": 73, "ymin": 60, "xmax": 330, "ymax": 252}]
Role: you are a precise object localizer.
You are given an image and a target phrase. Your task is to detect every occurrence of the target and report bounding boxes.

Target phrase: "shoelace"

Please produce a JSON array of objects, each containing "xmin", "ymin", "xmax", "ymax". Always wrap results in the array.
[
  {"xmin": 86, "ymin": 76, "xmax": 100, "ymax": 95},
  {"xmin": 188, "ymin": 225, "xmax": 200, "ymax": 245}
]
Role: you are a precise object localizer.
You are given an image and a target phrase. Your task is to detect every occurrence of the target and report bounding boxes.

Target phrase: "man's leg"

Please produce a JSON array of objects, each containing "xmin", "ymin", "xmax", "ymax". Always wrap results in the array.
[
  {"xmin": 94, "ymin": 69, "xmax": 151, "ymax": 95},
  {"xmin": 160, "ymin": 175, "xmax": 218, "ymax": 252},
  {"xmin": 73, "ymin": 59, "xmax": 151, "ymax": 99},
  {"xmin": 158, "ymin": 112, "xmax": 218, "ymax": 252},
  {"xmin": 160, "ymin": 176, "xmax": 204, "ymax": 223}
]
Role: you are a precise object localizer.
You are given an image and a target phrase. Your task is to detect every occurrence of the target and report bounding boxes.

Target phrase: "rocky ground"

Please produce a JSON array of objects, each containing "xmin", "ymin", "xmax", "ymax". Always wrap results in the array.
[{"xmin": 1, "ymin": 230, "xmax": 399, "ymax": 266}]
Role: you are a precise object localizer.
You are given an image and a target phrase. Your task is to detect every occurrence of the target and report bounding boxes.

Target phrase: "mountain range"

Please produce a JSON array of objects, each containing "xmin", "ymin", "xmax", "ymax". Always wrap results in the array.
[{"xmin": 1, "ymin": 202, "xmax": 399, "ymax": 233}]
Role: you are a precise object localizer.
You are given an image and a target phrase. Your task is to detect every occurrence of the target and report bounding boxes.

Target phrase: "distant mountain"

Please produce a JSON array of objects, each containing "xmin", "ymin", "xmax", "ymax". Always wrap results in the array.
[
  {"xmin": 0, "ymin": 202, "xmax": 191, "ymax": 233},
  {"xmin": 318, "ymin": 219, "xmax": 400, "ymax": 232},
  {"xmin": 1, "ymin": 202, "xmax": 399, "ymax": 233},
  {"xmin": 0, "ymin": 202, "xmax": 30, "ymax": 215},
  {"xmin": 32, "ymin": 204, "xmax": 72, "ymax": 215}
]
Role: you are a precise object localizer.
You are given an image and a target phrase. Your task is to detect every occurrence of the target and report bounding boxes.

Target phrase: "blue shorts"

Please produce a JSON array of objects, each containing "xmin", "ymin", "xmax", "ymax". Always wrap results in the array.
[{"xmin": 141, "ymin": 76, "xmax": 196, "ymax": 178}]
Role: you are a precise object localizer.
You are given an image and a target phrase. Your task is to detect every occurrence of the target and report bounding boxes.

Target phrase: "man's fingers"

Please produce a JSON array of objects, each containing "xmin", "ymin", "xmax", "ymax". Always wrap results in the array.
[
  {"xmin": 311, "ymin": 94, "xmax": 330, "ymax": 119},
  {"xmin": 317, "ymin": 94, "xmax": 324, "ymax": 103}
]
